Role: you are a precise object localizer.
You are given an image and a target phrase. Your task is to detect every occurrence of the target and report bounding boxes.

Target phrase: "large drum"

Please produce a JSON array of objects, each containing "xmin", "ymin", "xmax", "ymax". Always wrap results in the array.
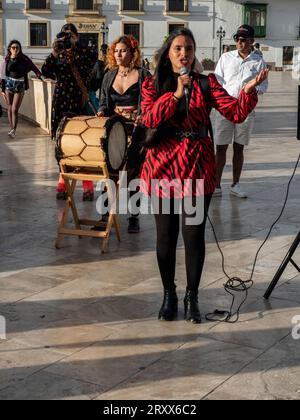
[{"xmin": 56, "ymin": 115, "xmax": 128, "ymax": 174}]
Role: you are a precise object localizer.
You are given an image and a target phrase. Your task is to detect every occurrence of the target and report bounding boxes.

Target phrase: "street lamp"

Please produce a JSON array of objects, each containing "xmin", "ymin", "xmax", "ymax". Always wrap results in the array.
[
  {"xmin": 100, "ymin": 22, "xmax": 109, "ymax": 46},
  {"xmin": 216, "ymin": 26, "xmax": 226, "ymax": 58}
]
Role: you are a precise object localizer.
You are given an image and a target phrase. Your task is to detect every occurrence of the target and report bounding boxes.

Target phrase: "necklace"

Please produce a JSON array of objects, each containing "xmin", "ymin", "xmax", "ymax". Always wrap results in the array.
[{"xmin": 118, "ymin": 68, "xmax": 131, "ymax": 78}]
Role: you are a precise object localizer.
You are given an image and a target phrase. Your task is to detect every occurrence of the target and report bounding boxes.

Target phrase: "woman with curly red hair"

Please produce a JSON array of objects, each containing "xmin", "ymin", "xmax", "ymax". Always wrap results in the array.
[{"xmin": 97, "ymin": 35, "xmax": 151, "ymax": 233}]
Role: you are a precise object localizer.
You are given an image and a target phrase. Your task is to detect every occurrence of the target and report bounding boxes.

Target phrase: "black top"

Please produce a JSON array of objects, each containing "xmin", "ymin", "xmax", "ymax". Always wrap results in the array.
[
  {"xmin": 89, "ymin": 60, "xmax": 107, "ymax": 92},
  {"xmin": 98, "ymin": 67, "xmax": 151, "ymax": 116},
  {"xmin": 1, "ymin": 54, "xmax": 42, "ymax": 92},
  {"xmin": 110, "ymin": 82, "xmax": 140, "ymax": 107},
  {"xmin": 7, "ymin": 59, "xmax": 27, "ymax": 79}
]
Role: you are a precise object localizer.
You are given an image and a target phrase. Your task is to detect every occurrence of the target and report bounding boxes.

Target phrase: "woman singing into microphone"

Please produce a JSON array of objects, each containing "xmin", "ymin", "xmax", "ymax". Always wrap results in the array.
[{"xmin": 140, "ymin": 28, "xmax": 268, "ymax": 323}]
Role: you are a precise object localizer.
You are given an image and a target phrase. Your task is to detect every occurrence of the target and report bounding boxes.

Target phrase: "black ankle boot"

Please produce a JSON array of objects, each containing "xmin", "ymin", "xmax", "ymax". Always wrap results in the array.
[
  {"xmin": 184, "ymin": 290, "xmax": 201, "ymax": 324},
  {"xmin": 158, "ymin": 289, "xmax": 178, "ymax": 321}
]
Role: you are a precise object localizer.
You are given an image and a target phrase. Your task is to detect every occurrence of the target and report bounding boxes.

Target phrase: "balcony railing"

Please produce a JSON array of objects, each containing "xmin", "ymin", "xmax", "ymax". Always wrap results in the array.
[
  {"xmin": 166, "ymin": 0, "xmax": 188, "ymax": 13},
  {"xmin": 28, "ymin": 0, "xmax": 50, "ymax": 9},
  {"xmin": 75, "ymin": 0, "xmax": 95, "ymax": 11},
  {"xmin": 122, "ymin": 0, "xmax": 141, "ymax": 11}
]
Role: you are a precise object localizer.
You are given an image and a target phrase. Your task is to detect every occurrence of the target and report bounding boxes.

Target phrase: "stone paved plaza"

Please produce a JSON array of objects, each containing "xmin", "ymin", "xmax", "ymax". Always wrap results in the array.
[{"xmin": 0, "ymin": 71, "xmax": 300, "ymax": 400}]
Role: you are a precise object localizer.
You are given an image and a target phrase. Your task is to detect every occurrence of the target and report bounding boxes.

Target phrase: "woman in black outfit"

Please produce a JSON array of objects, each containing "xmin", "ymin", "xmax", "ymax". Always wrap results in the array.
[
  {"xmin": 140, "ymin": 29, "xmax": 268, "ymax": 323},
  {"xmin": 1, "ymin": 40, "xmax": 43, "ymax": 138},
  {"xmin": 42, "ymin": 23, "xmax": 97, "ymax": 201},
  {"xmin": 97, "ymin": 35, "xmax": 151, "ymax": 233}
]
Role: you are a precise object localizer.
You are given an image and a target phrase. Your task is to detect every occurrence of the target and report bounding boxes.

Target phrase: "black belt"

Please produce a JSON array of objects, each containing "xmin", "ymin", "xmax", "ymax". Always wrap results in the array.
[{"xmin": 167, "ymin": 126, "xmax": 209, "ymax": 141}]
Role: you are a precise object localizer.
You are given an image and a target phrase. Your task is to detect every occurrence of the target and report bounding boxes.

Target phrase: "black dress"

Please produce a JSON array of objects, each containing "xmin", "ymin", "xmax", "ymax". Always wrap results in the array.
[{"xmin": 42, "ymin": 46, "xmax": 97, "ymax": 139}]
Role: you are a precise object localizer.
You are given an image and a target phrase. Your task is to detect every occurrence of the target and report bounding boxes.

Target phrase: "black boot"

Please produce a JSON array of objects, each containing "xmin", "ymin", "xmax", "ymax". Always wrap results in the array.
[
  {"xmin": 158, "ymin": 289, "xmax": 178, "ymax": 321},
  {"xmin": 184, "ymin": 289, "xmax": 201, "ymax": 324},
  {"xmin": 128, "ymin": 216, "xmax": 140, "ymax": 233}
]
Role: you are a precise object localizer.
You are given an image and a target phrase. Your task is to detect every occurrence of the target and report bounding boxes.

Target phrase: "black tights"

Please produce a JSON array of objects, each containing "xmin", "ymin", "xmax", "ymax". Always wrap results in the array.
[
  {"xmin": 154, "ymin": 195, "xmax": 212, "ymax": 293},
  {"xmin": 6, "ymin": 91, "xmax": 24, "ymax": 130}
]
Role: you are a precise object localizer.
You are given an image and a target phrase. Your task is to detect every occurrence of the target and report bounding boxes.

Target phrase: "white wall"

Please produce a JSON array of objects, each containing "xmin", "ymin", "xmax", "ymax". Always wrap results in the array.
[
  {"xmin": 103, "ymin": 1, "xmax": 216, "ymax": 60},
  {"xmin": 104, "ymin": 0, "xmax": 300, "ymax": 66},
  {"xmin": 1, "ymin": 0, "xmax": 300, "ymax": 67},
  {"xmin": 217, "ymin": 0, "xmax": 300, "ymax": 68},
  {"xmin": 2, "ymin": 1, "xmax": 68, "ymax": 61}
]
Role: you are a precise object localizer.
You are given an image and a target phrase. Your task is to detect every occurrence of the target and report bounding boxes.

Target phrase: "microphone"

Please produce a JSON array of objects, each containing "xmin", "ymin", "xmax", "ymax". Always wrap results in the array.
[{"xmin": 180, "ymin": 66, "xmax": 190, "ymax": 97}]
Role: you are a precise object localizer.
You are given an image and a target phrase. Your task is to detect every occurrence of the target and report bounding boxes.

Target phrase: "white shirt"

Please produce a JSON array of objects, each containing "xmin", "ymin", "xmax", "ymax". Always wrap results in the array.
[{"xmin": 214, "ymin": 50, "xmax": 268, "ymax": 98}]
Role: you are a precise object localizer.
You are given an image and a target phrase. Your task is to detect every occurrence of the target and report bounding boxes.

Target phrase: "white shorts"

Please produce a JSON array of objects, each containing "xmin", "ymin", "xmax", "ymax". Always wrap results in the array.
[{"xmin": 214, "ymin": 111, "xmax": 255, "ymax": 146}]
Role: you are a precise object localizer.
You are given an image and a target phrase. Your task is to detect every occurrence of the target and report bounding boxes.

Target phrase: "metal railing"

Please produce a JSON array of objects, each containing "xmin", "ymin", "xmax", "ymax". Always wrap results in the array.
[
  {"xmin": 75, "ymin": 0, "xmax": 96, "ymax": 11},
  {"xmin": 167, "ymin": 0, "xmax": 187, "ymax": 13},
  {"xmin": 122, "ymin": 0, "xmax": 141, "ymax": 11},
  {"xmin": 28, "ymin": 0, "xmax": 50, "ymax": 9}
]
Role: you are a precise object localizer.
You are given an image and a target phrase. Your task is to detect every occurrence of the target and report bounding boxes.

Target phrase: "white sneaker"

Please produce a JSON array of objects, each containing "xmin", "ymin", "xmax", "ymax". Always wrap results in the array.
[
  {"xmin": 230, "ymin": 183, "xmax": 247, "ymax": 198},
  {"xmin": 213, "ymin": 187, "xmax": 222, "ymax": 197},
  {"xmin": 8, "ymin": 129, "xmax": 16, "ymax": 139}
]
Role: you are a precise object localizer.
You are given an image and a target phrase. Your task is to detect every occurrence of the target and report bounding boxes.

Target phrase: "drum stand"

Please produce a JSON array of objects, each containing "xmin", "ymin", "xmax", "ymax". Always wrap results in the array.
[{"xmin": 55, "ymin": 159, "xmax": 121, "ymax": 253}]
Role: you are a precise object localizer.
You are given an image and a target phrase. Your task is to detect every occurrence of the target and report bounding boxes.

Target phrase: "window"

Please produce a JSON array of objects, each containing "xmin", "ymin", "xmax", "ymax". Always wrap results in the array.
[
  {"xmin": 223, "ymin": 45, "xmax": 235, "ymax": 53},
  {"xmin": 168, "ymin": 24, "xmax": 185, "ymax": 35},
  {"xmin": 283, "ymin": 46, "xmax": 294, "ymax": 66},
  {"xmin": 244, "ymin": 3, "xmax": 267, "ymax": 37},
  {"xmin": 28, "ymin": 0, "xmax": 48, "ymax": 9},
  {"xmin": 123, "ymin": 23, "xmax": 140, "ymax": 43},
  {"xmin": 30, "ymin": 22, "xmax": 48, "ymax": 47},
  {"xmin": 122, "ymin": 0, "xmax": 140, "ymax": 11},
  {"xmin": 79, "ymin": 33, "xmax": 99, "ymax": 50},
  {"xmin": 76, "ymin": 0, "xmax": 94, "ymax": 10},
  {"xmin": 166, "ymin": 0, "xmax": 188, "ymax": 13}
]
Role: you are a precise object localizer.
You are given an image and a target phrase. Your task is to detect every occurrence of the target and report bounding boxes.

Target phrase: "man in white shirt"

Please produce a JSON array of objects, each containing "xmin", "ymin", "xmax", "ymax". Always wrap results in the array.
[{"xmin": 214, "ymin": 24, "xmax": 268, "ymax": 198}]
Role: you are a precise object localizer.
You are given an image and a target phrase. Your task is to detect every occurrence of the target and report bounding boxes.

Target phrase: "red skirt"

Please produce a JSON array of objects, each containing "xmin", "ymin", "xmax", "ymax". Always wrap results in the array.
[{"xmin": 140, "ymin": 135, "xmax": 216, "ymax": 199}]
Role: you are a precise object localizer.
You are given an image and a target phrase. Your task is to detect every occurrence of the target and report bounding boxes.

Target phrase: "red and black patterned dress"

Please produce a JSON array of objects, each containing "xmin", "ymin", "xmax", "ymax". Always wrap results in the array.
[{"xmin": 140, "ymin": 73, "xmax": 258, "ymax": 198}]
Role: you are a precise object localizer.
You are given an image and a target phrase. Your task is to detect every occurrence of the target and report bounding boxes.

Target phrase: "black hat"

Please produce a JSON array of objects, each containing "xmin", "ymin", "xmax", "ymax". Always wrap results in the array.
[{"xmin": 233, "ymin": 24, "xmax": 255, "ymax": 39}]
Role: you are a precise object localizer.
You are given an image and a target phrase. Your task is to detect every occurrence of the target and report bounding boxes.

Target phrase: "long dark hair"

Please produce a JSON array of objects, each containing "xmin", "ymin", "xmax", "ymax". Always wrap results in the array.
[
  {"xmin": 6, "ymin": 40, "xmax": 23, "ymax": 59},
  {"xmin": 154, "ymin": 28, "xmax": 196, "ymax": 96},
  {"xmin": 61, "ymin": 23, "xmax": 78, "ymax": 36}
]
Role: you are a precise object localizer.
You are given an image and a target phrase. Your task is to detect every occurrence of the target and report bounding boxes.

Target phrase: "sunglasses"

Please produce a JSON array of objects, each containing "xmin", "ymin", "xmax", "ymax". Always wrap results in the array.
[
  {"xmin": 234, "ymin": 37, "xmax": 249, "ymax": 43},
  {"xmin": 11, "ymin": 46, "xmax": 20, "ymax": 50}
]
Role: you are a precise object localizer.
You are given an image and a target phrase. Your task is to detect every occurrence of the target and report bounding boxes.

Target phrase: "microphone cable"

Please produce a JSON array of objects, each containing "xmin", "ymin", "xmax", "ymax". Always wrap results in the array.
[
  {"xmin": 204, "ymin": 152, "xmax": 300, "ymax": 323},
  {"xmin": 182, "ymin": 88, "xmax": 300, "ymax": 322}
]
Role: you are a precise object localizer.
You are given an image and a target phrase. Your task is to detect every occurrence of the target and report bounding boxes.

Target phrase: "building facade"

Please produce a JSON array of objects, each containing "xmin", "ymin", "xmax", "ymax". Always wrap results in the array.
[
  {"xmin": 0, "ymin": 0, "xmax": 106, "ymax": 62},
  {"xmin": 0, "ymin": 1, "xmax": 300, "ymax": 68},
  {"xmin": 216, "ymin": 0, "xmax": 300, "ymax": 70},
  {"xmin": 0, "ymin": 0, "xmax": 68, "ymax": 62},
  {"xmin": 106, "ymin": 0, "xmax": 300, "ymax": 68},
  {"xmin": 103, "ymin": 1, "xmax": 216, "ymax": 62}
]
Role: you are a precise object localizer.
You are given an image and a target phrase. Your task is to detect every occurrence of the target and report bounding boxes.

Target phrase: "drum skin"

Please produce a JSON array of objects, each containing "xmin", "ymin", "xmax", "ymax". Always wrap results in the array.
[{"xmin": 57, "ymin": 115, "xmax": 128, "ymax": 174}]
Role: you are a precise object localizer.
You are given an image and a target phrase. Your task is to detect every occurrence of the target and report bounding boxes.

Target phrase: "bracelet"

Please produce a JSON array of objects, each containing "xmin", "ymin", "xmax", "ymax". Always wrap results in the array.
[{"xmin": 173, "ymin": 94, "xmax": 180, "ymax": 102}]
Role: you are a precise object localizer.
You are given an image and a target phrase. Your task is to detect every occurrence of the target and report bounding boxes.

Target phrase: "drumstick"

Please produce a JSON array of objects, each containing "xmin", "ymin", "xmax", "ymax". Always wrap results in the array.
[{"xmin": 88, "ymin": 100, "xmax": 98, "ymax": 116}]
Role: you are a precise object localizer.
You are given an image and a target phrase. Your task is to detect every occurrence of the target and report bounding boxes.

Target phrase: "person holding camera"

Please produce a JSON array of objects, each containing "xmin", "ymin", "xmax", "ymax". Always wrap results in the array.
[
  {"xmin": 1, "ymin": 40, "xmax": 43, "ymax": 139},
  {"xmin": 42, "ymin": 24, "xmax": 97, "ymax": 201}
]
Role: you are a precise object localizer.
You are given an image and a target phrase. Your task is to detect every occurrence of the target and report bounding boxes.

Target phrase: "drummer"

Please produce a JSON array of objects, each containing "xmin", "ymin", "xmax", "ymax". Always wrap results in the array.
[{"xmin": 97, "ymin": 35, "xmax": 151, "ymax": 233}]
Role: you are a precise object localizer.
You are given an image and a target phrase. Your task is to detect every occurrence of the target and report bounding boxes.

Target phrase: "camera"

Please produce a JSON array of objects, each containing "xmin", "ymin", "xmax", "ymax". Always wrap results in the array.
[{"xmin": 56, "ymin": 31, "xmax": 72, "ymax": 51}]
